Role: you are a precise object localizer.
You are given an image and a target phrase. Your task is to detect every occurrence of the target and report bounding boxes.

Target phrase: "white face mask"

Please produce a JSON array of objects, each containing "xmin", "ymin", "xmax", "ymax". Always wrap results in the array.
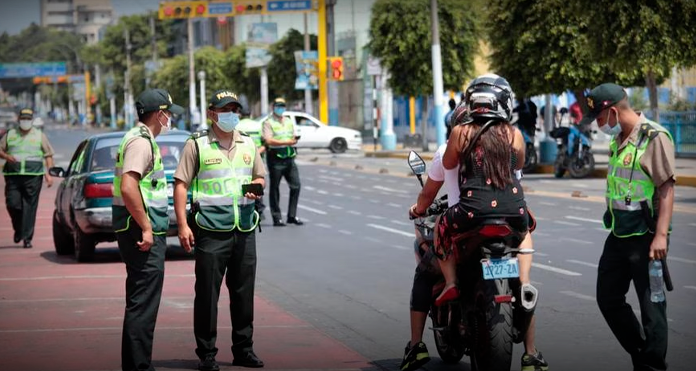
[
  {"xmin": 599, "ymin": 110, "xmax": 622, "ymax": 136},
  {"xmin": 19, "ymin": 120, "xmax": 33, "ymax": 131},
  {"xmin": 158, "ymin": 111, "xmax": 171, "ymax": 133}
]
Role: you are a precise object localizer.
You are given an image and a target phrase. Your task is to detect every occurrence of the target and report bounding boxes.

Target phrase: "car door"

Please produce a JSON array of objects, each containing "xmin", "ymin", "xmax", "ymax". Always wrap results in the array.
[
  {"xmin": 60, "ymin": 140, "xmax": 89, "ymax": 229},
  {"xmin": 291, "ymin": 113, "xmax": 323, "ymax": 148}
]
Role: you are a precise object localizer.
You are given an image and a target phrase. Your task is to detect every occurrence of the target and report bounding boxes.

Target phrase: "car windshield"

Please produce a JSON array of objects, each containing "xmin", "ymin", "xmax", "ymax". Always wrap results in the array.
[{"xmin": 91, "ymin": 135, "xmax": 188, "ymax": 172}]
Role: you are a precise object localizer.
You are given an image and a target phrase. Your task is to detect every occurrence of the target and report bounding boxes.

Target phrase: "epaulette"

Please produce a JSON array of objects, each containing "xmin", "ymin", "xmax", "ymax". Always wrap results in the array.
[
  {"xmin": 239, "ymin": 131, "xmax": 250, "ymax": 137},
  {"xmin": 138, "ymin": 126, "xmax": 151, "ymax": 139},
  {"xmin": 639, "ymin": 123, "xmax": 661, "ymax": 140},
  {"xmin": 191, "ymin": 130, "xmax": 209, "ymax": 139}
]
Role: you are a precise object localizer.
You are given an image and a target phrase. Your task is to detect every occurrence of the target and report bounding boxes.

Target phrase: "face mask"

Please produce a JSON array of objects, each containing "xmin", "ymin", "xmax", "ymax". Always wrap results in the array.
[
  {"xmin": 158, "ymin": 111, "xmax": 171, "ymax": 133},
  {"xmin": 216, "ymin": 112, "xmax": 239, "ymax": 132},
  {"xmin": 19, "ymin": 120, "xmax": 33, "ymax": 131},
  {"xmin": 274, "ymin": 107, "xmax": 286, "ymax": 116},
  {"xmin": 599, "ymin": 109, "xmax": 622, "ymax": 136}
]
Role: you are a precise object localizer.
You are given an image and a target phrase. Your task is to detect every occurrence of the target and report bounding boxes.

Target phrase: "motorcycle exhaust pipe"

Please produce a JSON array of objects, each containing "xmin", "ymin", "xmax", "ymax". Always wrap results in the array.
[{"xmin": 520, "ymin": 283, "xmax": 538, "ymax": 312}]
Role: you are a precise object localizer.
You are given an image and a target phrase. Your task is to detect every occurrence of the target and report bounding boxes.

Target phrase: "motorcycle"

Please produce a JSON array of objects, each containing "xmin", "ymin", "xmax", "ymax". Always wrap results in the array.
[
  {"xmin": 520, "ymin": 129, "xmax": 538, "ymax": 173},
  {"xmin": 549, "ymin": 124, "xmax": 595, "ymax": 178},
  {"xmin": 408, "ymin": 151, "xmax": 537, "ymax": 371}
]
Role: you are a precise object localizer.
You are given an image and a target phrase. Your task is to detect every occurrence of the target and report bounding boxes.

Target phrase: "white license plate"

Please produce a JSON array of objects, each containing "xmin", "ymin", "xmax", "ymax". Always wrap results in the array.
[
  {"xmin": 481, "ymin": 258, "xmax": 519, "ymax": 280},
  {"xmin": 167, "ymin": 183, "xmax": 174, "ymax": 198}
]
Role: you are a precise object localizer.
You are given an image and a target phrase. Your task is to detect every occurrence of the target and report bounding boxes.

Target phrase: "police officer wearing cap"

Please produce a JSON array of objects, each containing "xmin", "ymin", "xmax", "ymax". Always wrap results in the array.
[
  {"xmin": 236, "ymin": 109, "xmax": 267, "ymax": 220},
  {"xmin": 263, "ymin": 97, "xmax": 302, "ymax": 226},
  {"xmin": 174, "ymin": 89, "xmax": 266, "ymax": 370},
  {"xmin": 112, "ymin": 88, "xmax": 185, "ymax": 371},
  {"xmin": 0, "ymin": 108, "xmax": 55, "ymax": 248},
  {"xmin": 585, "ymin": 83, "xmax": 675, "ymax": 371}
]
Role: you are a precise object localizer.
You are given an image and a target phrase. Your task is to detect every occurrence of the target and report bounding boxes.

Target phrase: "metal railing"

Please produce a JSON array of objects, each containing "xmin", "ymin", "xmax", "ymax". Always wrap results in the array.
[{"xmin": 646, "ymin": 111, "xmax": 696, "ymax": 156}]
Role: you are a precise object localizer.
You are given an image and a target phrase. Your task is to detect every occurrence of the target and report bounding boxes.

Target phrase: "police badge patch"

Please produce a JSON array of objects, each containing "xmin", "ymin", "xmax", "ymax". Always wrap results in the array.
[
  {"xmin": 623, "ymin": 153, "xmax": 632, "ymax": 166},
  {"xmin": 243, "ymin": 153, "xmax": 251, "ymax": 165}
]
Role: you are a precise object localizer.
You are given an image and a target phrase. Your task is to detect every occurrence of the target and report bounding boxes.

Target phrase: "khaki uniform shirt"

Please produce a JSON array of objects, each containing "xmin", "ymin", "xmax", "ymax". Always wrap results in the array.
[
  {"xmin": 0, "ymin": 128, "xmax": 55, "ymax": 158},
  {"xmin": 174, "ymin": 129, "xmax": 266, "ymax": 186},
  {"xmin": 121, "ymin": 123, "xmax": 155, "ymax": 178}
]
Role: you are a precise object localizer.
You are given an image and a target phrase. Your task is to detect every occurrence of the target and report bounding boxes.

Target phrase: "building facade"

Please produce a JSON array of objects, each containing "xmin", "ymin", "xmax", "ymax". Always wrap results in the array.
[{"xmin": 40, "ymin": 0, "xmax": 113, "ymax": 44}]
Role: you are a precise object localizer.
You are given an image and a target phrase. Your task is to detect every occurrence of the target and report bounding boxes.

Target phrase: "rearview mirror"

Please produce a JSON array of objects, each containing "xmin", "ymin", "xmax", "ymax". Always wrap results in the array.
[
  {"xmin": 48, "ymin": 167, "xmax": 65, "ymax": 178},
  {"xmin": 408, "ymin": 151, "xmax": 426, "ymax": 175}
]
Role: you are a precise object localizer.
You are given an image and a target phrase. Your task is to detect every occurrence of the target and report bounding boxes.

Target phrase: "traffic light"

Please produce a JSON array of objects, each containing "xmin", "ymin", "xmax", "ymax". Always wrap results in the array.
[
  {"xmin": 159, "ymin": 1, "xmax": 209, "ymax": 20},
  {"xmin": 234, "ymin": 1, "xmax": 265, "ymax": 15},
  {"xmin": 329, "ymin": 57, "xmax": 344, "ymax": 81}
]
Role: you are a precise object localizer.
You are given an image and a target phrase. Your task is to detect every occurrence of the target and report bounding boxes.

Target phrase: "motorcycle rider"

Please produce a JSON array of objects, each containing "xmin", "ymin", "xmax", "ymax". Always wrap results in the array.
[{"xmin": 434, "ymin": 74, "xmax": 548, "ymax": 370}]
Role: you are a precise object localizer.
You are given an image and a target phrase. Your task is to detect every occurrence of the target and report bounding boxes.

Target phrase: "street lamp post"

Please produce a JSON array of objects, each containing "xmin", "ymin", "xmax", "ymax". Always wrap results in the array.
[{"xmin": 198, "ymin": 70, "xmax": 207, "ymax": 130}]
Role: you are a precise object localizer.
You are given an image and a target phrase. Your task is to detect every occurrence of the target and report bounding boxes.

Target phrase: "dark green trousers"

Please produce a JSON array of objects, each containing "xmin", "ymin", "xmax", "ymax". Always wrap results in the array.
[
  {"xmin": 4, "ymin": 175, "xmax": 43, "ymax": 242},
  {"xmin": 193, "ymin": 227, "xmax": 257, "ymax": 360},
  {"xmin": 597, "ymin": 233, "xmax": 668, "ymax": 371},
  {"xmin": 267, "ymin": 155, "xmax": 300, "ymax": 221},
  {"xmin": 116, "ymin": 227, "xmax": 166, "ymax": 371}
]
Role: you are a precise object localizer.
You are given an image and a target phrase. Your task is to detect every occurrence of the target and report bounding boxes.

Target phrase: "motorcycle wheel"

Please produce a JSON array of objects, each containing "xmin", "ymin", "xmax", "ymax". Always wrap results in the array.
[
  {"xmin": 568, "ymin": 150, "xmax": 596, "ymax": 178},
  {"xmin": 431, "ymin": 305, "xmax": 466, "ymax": 364},
  {"xmin": 470, "ymin": 280, "xmax": 513, "ymax": 371},
  {"xmin": 522, "ymin": 143, "xmax": 537, "ymax": 173}
]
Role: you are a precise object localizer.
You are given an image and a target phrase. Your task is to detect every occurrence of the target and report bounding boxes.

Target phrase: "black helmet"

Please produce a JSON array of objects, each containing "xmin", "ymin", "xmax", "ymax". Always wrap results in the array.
[{"xmin": 464, "ymin": 73, "xmax": 514, "ymax": 122}]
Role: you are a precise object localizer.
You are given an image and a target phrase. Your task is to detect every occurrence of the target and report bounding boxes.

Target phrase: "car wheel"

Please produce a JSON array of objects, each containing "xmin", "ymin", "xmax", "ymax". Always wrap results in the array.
[
  {"xmin": 74, "ymin": 227, "xmax": 96, "ymax": 262},
  {"xmin": 329, "ymin": 137, "xmax": 348, "ymax": 153},
  {"xmin": 52, "ymin": 211, "xmax": 74, "ymax": 255}
]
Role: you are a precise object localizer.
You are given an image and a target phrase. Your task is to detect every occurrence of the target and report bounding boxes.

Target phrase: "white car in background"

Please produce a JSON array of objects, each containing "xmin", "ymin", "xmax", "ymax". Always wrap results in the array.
[{"xmin": 255, "ymin": 111, "xmax": 362, "ymax": 153}]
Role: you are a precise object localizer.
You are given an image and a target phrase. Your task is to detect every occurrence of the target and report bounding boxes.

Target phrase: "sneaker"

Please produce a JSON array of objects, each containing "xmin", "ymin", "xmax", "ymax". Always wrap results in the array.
[
  {"xmin": 399, "ymin": 341, "xmax": 430, "ymax": 371},
  {"xmin": 198, "ymin": 355, "xmax": 220, "ymax": 371},
  {"xmin": 521, "ymin": 349, "xmax": 549, "ymax": 371}
]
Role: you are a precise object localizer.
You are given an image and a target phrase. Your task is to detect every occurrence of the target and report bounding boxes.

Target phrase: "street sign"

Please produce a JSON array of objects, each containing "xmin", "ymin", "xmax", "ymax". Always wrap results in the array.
[
  {"xmin": 208, "ymin": 2, "xmax": 233, "ymax": 14},
  {"xmin": 267, "ymin": 0, "xmax": 313, "ymax": 12},
  {"xmin": 367, "ymin": 56, "xmax": 382, "ymax": 76},
  {"xmin": 294, "ymin": 50, "xmax": 318, "ymax": 90},
  {"xmin": 245, "ymin": 22, "xmax": 277, "ymax": 68},
  {"xmin": 32, "ymin": 74, "xmax": 85, "ymax": 84},
  {"xmin": 0, "ymin": 62, "xmax": 67, "ymax": 79}
]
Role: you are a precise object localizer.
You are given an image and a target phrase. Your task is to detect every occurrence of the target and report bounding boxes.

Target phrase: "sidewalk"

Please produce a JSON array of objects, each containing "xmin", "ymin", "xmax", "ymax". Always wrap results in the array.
[{"xmin": 363, "ymin": 143, "xmax": 696, "ymax": 187}]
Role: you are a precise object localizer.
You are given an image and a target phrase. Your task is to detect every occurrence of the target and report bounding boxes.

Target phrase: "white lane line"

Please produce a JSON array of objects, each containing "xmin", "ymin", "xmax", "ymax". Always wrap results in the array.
[
  {"xmin": 560, "ymin": 290, "xmax": 595, "ymax": 301},
  {"xmin": 367, "ymin": 215, "xmax": 386, "ymax": 220},
  {"xmin": 539, "ymin": 201, "xmax": 556, "ymax": 206},
  {"xmin": 687, "ymin": 242, "xmax": 696, "ymax": 247},
  {"xmin": 533, "ymin": 232, "xmax": 550, "ymax": 237},
  {"xmin": 571, "ymin": 183, "xmax": 589, "ymax": 188},
  {"xmin": 328, "ymin": 204, "xmax": 344, "ymax": 210},
  {"xmin": 560, "ymin": 237, "xmax": 593, "ymax": 245},
  {"xmin": 373, "ymin": 185, "xmax": 407, "ymax": 194},
  {"xmin": 348, "ymin": 210, "xmax": 362, "ymax": 216},
  {"xmin": 595, "ymin": 227, "xmax": 608, "ymax": 233},
  {"xmin": 531, "ymin": 280, "xmax": 543, "ymax": 286},
  {"xmin": 315, "ymin": 223, "xmax": 332, "ymax": 229},
  {"xmin": 553, "ymin": 220, "xmax": 581, "ymax": 227},
  {"xmin": 369, "ymin": 199, "xmax": 380, "ymax": 204},
  {"xmin": 391, "ymin": 244, "xmax": 409, "ymax": 250},
  {"xmin": 338, "ymin": 230, "xmax": 353, "ymax": 235},
  {"xmin": 568, "ymin": 206, "xmax": 591, "ymax": 211},
  {"xmin": 318, "ymin": 175, "xmax": 344, "ymax": 182},
  {"xmin": 350, "ymin": 196, "xmax": 362, "ymax": 200},
  {"xmin": 535, "ymin": 216, "xmax": 547, "ymax": 221},
  {"xmin": 317, "ymin": 190, "xmax": 329, "ymax": 195},
  {"xmin": 305, "ymin": 186, "xmax": 316, "ymax": 191},
  {"xmin": 667, "ymin": 256, "xmax": 696, "ymax": 265},
  {"xmin": 532, "ymin": 263, "xmax": 582, "ymax": 276},
  {"xmin": 689, "ymin": 223, "xmax": 696, "ymax": 227},
  {"xmin": 345, "ymin": 185, "xmax": 357, "ymax": 189},
  {"xmin": 388, "ymin": 203, "xmax": 401, "ymax": 208},
  {"xmin": 333, "ymin": 193, "xmax": 344, "ymax": 197},
  {"xmin": 391, "ymin": 220, "xmax": 411, "ymax": 226},
  {"xmin": 566, "ymin": 259, "xmax": 599, "ymax": 268},
  {"xmin": 297, "ymin": 204, "xmax": 328, "ymax": 215},
  {"xmin": 367, "ymin": 223, "xmax": 414, "ymax": 238},
  {"xmin": 683, "ymin": 286, "xmax": 696, "ymax": 291},
  {"xmin": 535, "ymin": 252, "xmax": 549, "ymax": 257},
  {"xmin": 566, "ymin": 216, "xmax": 603, "ymax": 224}
]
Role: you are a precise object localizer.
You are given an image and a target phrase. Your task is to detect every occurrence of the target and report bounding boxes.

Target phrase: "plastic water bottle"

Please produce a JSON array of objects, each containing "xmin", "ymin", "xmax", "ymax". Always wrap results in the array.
[{"xmin": 649, "ymin": 260, "xmax": 665, "ymax": 303}]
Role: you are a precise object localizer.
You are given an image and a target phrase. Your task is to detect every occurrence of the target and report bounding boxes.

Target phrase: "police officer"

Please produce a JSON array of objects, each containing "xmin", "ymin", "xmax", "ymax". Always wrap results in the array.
[
  {"xmin": 583, "ymin": 83, "xmax": 675, "ymax": 371},
  {"xmin": 174, "ymin": 89, "xmax": 266, "ymax": 370},
  {"xmin": 237, "ymin": 109, "xmax": 267, "ymax": 221},
  {"xmin": 0, "ymin": 108, "xmax": 55, "ymax": 248},
  {"xmin": 112, "ymin": 88, "xmax": 185, "ymax": 371},
  {"xmin": 262, "ymin": 98, "xmax": 302, "ymax": 226}
]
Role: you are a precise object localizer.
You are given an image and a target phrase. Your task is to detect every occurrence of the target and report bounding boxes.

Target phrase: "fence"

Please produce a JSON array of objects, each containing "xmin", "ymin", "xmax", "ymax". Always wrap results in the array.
[{"xmin": 646, "ymin": 111, "xmax": 696, "ymax": 156}]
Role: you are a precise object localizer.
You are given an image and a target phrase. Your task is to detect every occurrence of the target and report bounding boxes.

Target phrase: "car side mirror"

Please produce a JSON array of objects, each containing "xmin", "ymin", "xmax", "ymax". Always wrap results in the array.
[
  {"xmin": 408, "ymin": 151, "xmax": 426, "ymax": 175},
  {"xmin": 49, "ymin": 167, "xmax": 66, "ymax": 178}
]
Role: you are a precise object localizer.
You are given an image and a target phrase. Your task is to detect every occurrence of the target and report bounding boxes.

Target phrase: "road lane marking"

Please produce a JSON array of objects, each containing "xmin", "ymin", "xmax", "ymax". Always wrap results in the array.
[
  {"xmin": 367, "ymin": 223, "xmax": 414, "ymax": 238},
  {"xmin": 533, "ymin": 232, "xmax": 550, "ymax": 236},
  {"xmin": 689, "ymin": 223, "xmax": 696, "ymax": 227},
  {"xmin": 338, "ymin": 230, "xmax": 353, "ymax": 235},
  {"xmin": 566, "ymin": 216, "xmax": 603, "ymax": 224},
  {"xmin": 568, "ymin": 206, "xmax": 591, "ymax": 211},
  {"xmin": 539, "ymin": 202, "xmax": 556, "ymax": 206},
  {"xmin": 328, "ymin": 204, "xmax": 344, "ymax": 210},
  {"xmin": 687, "ymin": 242, "xmax": 696, "ymax": 247},
  {"xmin": 388, "ymin": 203, "xmax": 401, "ymax": 208},
  {"xmin": 315, "ymin": 223, "xmax": 332, "ymax": 229},
  {"xmin": 566, "ymin": 259, "xmax": 599, "ymax": 268},
  {"xmin": 317, "ymin": 190, "xmax": 329, "ymax": 195},
  {"xmin": 373, "ymin": 185, "xmax": 407, "ymax": 194},
  {"xmin": 345, "ymin": 185, "xmax": 357, "ymax": 189},
  {"xmin": 305, "ymin": 186, "xmax": 316, "ymax": 191},
  {"xmin": 595, "ymin": 227, "xmax": 608, "ymax": 233},
  {"xmin": 534, "ymin": 216, "xmax": 547, "ymax": 221},
  {"xmin": 532, "ymin": 263, "xmax": 582, "ymax": 276},
  {"xmin": 350, "ymin": 196, "xmax": 362, "ymax": 200},
  {"xmin": 560, "ymin": 291, "xmax": 595, "ymax": 301},
  {"xmin": 553, "ymin": 220, "xmax": 581, "ymax": 226},
  {"xmin": 684, "ymin": 286, "xmax": 696, "ymax": 291},
  {"xmin": 347, "ymin": 210, "xmax": 362, "ymax": 216},
  {"xmin": 367, "ymin": 215, "xmax": 386, "ymax": 220},
  {"xmin": 667, "ymin": 256, "xmax": 696, "ymax": 264},
  {"xmin": 297, "ymin": 205, "xmax": 327, "ymax": 215},
  {"xmin": 369, "ymin": 199, "xmax": 380, "ymax": 204},
  {"xmin": 332, "ymin": 193, "xmax": 344, "ymax": 197},
  {"xmin": 560, "ymin": 237, "xmax": 593, "ymax": 245},
  {"xmin": 318, "ymin": 175, "xmax": 344, "ymax": 182},
  {"xmin": 391, "ymin": 244, "xmax": 409, "ymax": 250},
  {"xmin": 391, "ymin": 220, "xmax": 411, "ymax": 226},
  {"xmin": 535, "ymin": 252, "xmax": 549, "ymax": 257}
]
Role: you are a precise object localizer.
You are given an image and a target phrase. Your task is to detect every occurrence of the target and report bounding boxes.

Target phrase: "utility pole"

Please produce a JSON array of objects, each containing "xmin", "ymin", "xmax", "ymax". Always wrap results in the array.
[
  {"xmin": 124, "ymin": 27, "xmax": 133, "ymax": 129},
  {"xmin": 327, "ymin": 0, "xmax": 337, "ymax": 125},
  {"xmin": 303, "ymin": 13, "xmax": 313, "ymax": 115},
  {"xmin": 198, "ymin": 70, "xmax": 206, "ymax": 130},
  {"xmin": 430, "ymin": 0, "xmax": 445, "ymax": 147},
  {"xmin": 317, "ymin": 0, "xmax": 328, "ymax": 123},
  {"xmin": 188, "ymin": 18, "xmax": 198, "ymax": 130}
]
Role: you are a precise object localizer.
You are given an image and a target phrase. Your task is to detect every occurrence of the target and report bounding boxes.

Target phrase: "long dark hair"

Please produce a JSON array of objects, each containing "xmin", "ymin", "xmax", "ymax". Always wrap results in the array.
[{"xmin": 452, "ymin": 105, "xmax": 514, "ymax": 189}]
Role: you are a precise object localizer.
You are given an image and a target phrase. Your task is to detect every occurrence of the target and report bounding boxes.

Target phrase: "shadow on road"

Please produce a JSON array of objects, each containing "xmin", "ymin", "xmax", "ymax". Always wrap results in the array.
[{"xmin": 39, "ymin": 245, "xmax": 194, "ymax": 265}]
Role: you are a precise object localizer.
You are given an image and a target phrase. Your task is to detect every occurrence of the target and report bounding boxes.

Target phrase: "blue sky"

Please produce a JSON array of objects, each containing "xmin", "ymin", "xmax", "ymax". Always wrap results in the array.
[{"xmin": 0, "ymin": 0, "xmax": 161, "ymax": 35}]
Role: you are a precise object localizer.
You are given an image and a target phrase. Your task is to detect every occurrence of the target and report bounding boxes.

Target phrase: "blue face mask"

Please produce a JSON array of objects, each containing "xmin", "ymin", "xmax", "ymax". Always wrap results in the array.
[
  {"xmin": 599, "ymin": 109, "xmax": 622, "ymax": 136},
  {"xmin": 274, "ymin": 106, "xmax": 286, "ymax": 116},
  {"xmin": 216, "ymin": 112, "xmax": 239, "ymax": 132}
]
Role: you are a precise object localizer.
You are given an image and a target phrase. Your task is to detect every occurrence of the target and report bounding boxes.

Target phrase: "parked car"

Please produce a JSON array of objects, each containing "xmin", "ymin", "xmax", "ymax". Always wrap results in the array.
[
  {"xmin": 254, "ymin": 111, "xmax": 362, "ymax": 153},
  {"xmin": 49, "ymin": 130, "xmax": 190, "ymax": 262}
]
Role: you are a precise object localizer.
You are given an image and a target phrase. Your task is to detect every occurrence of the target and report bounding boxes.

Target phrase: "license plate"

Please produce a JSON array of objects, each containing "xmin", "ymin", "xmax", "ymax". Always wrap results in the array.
[
  {"xmin": 481, "ymin": 258, "xmax": 519, "ymax": 280},
  {"xmin": 167, "ymin": 183, "xmax": 174, "ymax": 198}
]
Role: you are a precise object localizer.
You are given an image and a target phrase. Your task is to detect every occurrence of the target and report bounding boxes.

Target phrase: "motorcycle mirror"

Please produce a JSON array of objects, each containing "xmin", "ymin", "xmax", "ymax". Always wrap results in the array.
[{"xmin": 408, "ymin": 151, "xmax": 426, "ymax": 175}]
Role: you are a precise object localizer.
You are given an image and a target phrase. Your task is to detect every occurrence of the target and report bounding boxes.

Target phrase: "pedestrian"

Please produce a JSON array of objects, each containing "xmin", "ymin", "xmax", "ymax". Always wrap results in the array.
[
  {"xmin": 513, "ymin": 98, "xmax": 538, "ymax": 137},
  {"xmin": 112, "ymin": 88, "xmax": 185, "ymax": 371},
  {"xmin": 583, "ymin": 83, "xmax": 675, "ymax": 371},
  {"xmin": 263, "ymin": 97, "xmax": 302, "ymax": 226},
  {"xmin": 173, "ymin": 89, "xmax": 266, "ymax": 370},
  {"xmin": 237, "ymin": 109, "xmax": 267, "ymax": 221},
  {"xmin": 443, "ymin": 98, "xmax": 456, "ymax": 138},
  {"xmin": 0, "ymin": 108, "xmax": 55, "ymax": 248}
]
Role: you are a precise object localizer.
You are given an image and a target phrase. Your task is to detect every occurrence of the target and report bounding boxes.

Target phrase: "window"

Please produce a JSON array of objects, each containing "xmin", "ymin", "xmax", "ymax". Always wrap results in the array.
[
  {"xmin": 67, "ymin": 140, "xmax": 88, "ymax": 176},
  {"xmin": 295, "ymin": 116, "xmax": 318, "ymax": 128}
]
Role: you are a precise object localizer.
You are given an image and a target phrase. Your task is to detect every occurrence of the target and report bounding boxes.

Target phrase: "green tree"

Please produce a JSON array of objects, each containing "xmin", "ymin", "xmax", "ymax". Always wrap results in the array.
[
  {"xmin": 224, "ymin": 44, "xmax": 261, "ymax": 104},
  {"xmin": 584, "ymin": 0, "xmax": 696, "ymax": 119},
  {"xmin": 368, "ymin": 0, "xmax": 480, "ymax": 96},
  {"xmin": 266, "ymin": 29, "xmax": 318, "ymax": 102}
]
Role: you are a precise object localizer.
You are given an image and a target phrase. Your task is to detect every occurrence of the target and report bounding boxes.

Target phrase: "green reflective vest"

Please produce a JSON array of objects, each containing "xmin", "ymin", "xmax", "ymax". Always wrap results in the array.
[
  {"xmin": 603, "ymin": 121, "xmax": 673, "ymax": 237},
  {"xmin": 112, "ymin": 126, "xmax": 169, "ymax": 234},
  {"xmin": 236, "ymin": 118, "xmax": 263, "ymax": 149},
  {"xmin": 191, "ymin": 132, "xmax": 259, "ymax": 232},
  {"xmin": 266, "ymin": 115, "xmax": 296, "ymax": 158},
  {"xmin": 2, "ymin": 128, "xmax": 45, "ymax": 176}
]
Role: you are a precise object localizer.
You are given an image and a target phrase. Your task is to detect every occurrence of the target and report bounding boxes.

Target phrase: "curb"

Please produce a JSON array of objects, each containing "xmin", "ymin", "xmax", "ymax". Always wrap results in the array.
[{"xmin": 365, "ymin": 152, "xmax": 696, "ymax": 188}]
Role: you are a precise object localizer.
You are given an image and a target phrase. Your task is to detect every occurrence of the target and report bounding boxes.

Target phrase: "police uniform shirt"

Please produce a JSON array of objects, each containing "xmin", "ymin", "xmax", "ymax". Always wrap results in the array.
[
  {"xmin": 262, "ymin": 117, "xmax": 296, "ymax": 142},
  {"xmin": 174, "ymin": 129, "xmax": 266, "ymax": 186},
  {"xmin": 613, "ymin": 113, "xmax": 676, "ymax": 210},
  {"xmin": 121, "ymin": 123, "xmax": 156, "ymax": 178},
  {"xmin": 0, "ymin": 128, "xmax": 55, "ymax": 159}
]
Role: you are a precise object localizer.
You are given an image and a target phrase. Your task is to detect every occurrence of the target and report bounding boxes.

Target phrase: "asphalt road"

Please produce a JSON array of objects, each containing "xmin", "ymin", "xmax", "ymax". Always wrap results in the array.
[{"xmin": 1, "ymin": 126, "xmax": 695, "ymax": 371}]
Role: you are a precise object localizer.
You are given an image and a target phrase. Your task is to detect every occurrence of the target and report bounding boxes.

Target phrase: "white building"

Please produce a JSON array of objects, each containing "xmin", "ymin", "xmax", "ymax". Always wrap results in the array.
[{"xmin": 41, "ymin": 0, "xmax": 113, "ymax": 44}]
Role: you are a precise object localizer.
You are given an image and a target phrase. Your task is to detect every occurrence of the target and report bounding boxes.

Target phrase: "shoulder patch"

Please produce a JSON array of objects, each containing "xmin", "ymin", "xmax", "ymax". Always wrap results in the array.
[
  {"xmin": 639, "ymin": 123, "xmax": 660, "ymax": 140},
  {"xmin": 191, "ymin": 130, "xmax": 209, "ymax": 139}
]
